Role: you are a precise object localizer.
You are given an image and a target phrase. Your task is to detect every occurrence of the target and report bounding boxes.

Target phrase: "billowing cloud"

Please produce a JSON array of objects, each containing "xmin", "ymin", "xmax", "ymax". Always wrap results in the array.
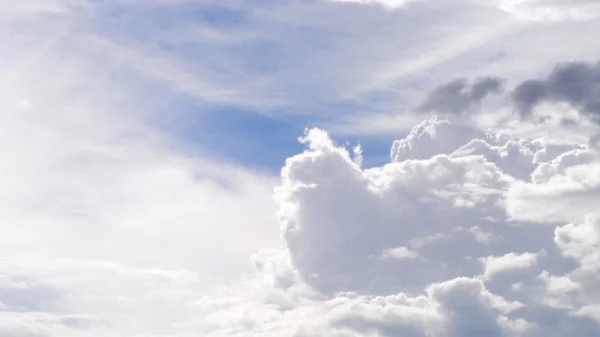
[
  {"xmin": 4, "ymin": 109, "xmax": 600, "ymax": 335},
  {"xmin": 390, "ymin": 117, "xmax": 489, "ymax": 162},
  {"xmin": 189, "ymin": 115, "xmax": 600, "ymax": 337},
  {"xmin": 276, "ymin": 118, "xmax": 591, "ymax": 301}
]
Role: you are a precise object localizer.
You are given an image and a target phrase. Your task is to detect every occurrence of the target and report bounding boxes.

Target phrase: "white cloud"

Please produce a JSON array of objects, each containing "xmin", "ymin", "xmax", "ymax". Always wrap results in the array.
[
  {"xmin": 377, "ymin": 246, "xmax": 420, "ymax": 260},
  {"xmin": 5, "ymin": 98, "xmax": 600, "ymax": 335},
  {"xmin": 194, "ymin": 276, "xmax": 528, "ymax": 337},
  {"xmin": 276, "ymin": 124, "xmax": 517, "ymax": 293},
  {"xmin": 259, "ymin": 118, "xmax": 598, "ymax": 336},
  {"xmin": 390, "ymin": 117, "xmax": 488, "ymax": 162},
  {"xmin": 468, "ymin": 226, "xmax": 499, "ymax": 244},
  {"xmin": 328, "ymin": 0, "xmax": 422, "ymax": 9},
  {"xmin": 480, "ymin": 252, "xmax": 539, "ymax": 280},
  {"xmin": 498, "ymin": 0, "xmax": 600, "ymax": 21},
  {"xmin": 0, "ymin": 5, "xmax": 281, "ymax": 335},
  {"xmin": 506, "ymin": 160, "xmax": 600, "ymax": 224}
]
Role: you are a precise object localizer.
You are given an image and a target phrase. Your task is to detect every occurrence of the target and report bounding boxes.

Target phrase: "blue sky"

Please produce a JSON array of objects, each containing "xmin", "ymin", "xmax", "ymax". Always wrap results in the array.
[{"xmin": 4, "ymin": 0, "xmax": 600, "ymax": 336}]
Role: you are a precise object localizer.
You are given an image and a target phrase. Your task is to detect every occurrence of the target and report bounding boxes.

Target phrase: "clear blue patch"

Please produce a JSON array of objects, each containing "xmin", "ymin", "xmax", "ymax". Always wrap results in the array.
[{"xmin": 164, "ymin": 103, "xmax": 314, "ymax": 173}]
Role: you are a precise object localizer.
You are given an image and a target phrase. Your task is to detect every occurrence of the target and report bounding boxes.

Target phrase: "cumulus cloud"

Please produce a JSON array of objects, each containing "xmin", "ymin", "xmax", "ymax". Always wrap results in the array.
[
  {"xmin": 247, "ymin": 116, "xmax": 599, "ymax": 337},
  {"xmin": 273, "ymin": 117, "xmax": 595, "ymax": 302},
  {"xmin": 195, "ymin": 275, "xmax": 529, "ymax": 337},
  {"xmin": 390, "ymin": 117, "xmax": 489, "ymax": 162},
  {"xmin": 6, "ymin": 103, "xmax": 600, "ymax": 336},
  {"xmin": 506, "ymin": 157, "xmax": 600, "ymax": 224},
  {"xmin": 416, "ymin": 76, "xmax": 505, "ymax": 115},
  {"xmin": 277, "ymin": 123, "xmax": 519, "ymax": 293}
]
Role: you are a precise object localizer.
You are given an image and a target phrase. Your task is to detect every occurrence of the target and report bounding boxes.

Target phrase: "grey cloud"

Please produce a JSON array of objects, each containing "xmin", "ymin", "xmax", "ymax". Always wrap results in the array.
[
  {"xmin": 512, "ymin": 60, "xmax": 600, "ymax": 121},
  {"xmin": 560, "ymin": 117, "xmax": 579, "ymax": 127},
  {"xmin": 416, "ymin": 76, "xmax": 504, "ymax": 114}
]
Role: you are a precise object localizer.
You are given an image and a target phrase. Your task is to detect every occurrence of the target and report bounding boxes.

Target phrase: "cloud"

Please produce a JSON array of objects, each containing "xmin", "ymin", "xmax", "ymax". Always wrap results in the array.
[
  {"xmin": 498, "ymin": 0, "xmax": 600, "ymax": 21},
  {"xmin": 277, "ymin": 124, "xmax": 513, "ymax": 293},
  {"xmin": 6, "ymin": 1, "xmax": 600, "ymax": 336},
  {"xmin": 377, "ymin": 246, "xmax": 420, "ymax": 260},
  {"xmin": 25, "ymin": 0, "xmax": 526, "ymax": 118},
  {"xmin": 480, "ymin": 252, "xmax": 539, "ymax": 280},
  {"xmin": 4, "ymin": 105, "xmax": 600, "ymax": 335},
  {"xmin": 195, "ymin": 275, "xmax": 529, "ymax": 337},
  {"xmin": 390, "ymin": 117, "xmax": 489, "ymax": 162},
  {"xmin": 250, "ymin": 116, "xmax": 599, "ymax": 336},
  {"xmin": 328, "ymin": 0, "xmax": 422, "ymax": 9},
  {"xmin": 274, "ymin": 117, "xmax": 598, "ymax": 298},
  {"xmin": 0, "ymin": 4, "xmax": 281, "ymax": 335},
  {"xmin": 11, "ymin": 0, "xmax": 596, "ymax": 129},
  {"xmin": 512, "ymin": 60, "xmax": 600, "ymax": 123},
  {"xmin": 506, "ymin": 155, "xmax": 600, "ymax": 224},
  {"xmin": 416, "ymin": 76, "xmax": 505, "ymax": 115}
]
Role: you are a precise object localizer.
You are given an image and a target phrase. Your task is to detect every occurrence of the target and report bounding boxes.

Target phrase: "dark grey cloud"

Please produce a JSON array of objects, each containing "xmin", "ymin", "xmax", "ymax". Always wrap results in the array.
[
  {"xmin": 415, "ymin": 77, "xmax": 504, "ymax": 114},
  {"xmin": 512, "ymin": 60, "xmax": 600, "ymax": 122},
  {"xmin": 560, "ymin": 117, "xmax": 578, "ymax": 127}
]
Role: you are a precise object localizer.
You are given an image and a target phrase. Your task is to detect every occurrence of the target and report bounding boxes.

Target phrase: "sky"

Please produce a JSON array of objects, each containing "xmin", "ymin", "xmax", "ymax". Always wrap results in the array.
[{"xmin": 3, "ymin": 0, "xmax": 600, "ymax": 336}]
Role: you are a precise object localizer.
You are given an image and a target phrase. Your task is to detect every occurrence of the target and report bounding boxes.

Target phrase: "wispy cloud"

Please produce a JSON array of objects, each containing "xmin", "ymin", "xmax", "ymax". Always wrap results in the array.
[{"xmin": 0, "ymin": 0, "xmax": 280, "ymax": 318}]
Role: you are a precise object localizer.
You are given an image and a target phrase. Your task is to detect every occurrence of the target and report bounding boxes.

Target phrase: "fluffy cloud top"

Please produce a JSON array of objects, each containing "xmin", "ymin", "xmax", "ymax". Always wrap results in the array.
[{"xmin": 190, "ymin": 116, "xmax": 600, "ymax": 337}]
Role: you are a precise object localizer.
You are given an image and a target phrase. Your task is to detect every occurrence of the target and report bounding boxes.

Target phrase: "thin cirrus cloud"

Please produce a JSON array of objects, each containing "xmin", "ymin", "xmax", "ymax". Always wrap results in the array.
[{"xmin": 13, "ymin": 0, "xmax": 522, "ymax": 116}]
